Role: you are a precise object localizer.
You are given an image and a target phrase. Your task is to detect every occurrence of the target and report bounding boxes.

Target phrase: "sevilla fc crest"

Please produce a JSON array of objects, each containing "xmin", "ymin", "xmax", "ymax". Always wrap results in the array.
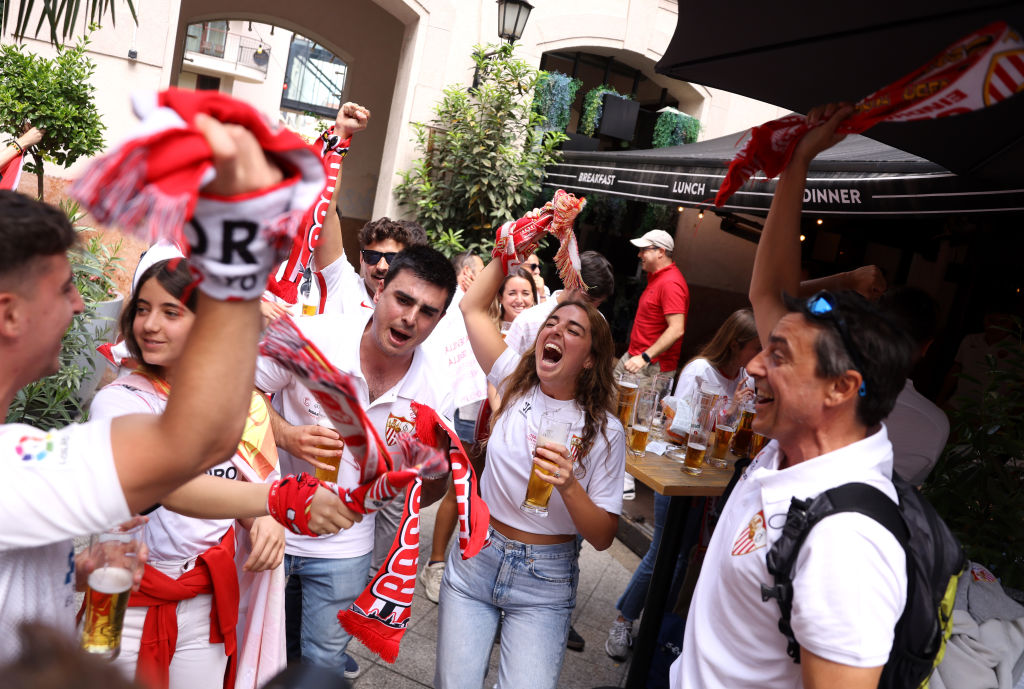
[
  {"xmin": 731, "ymin": 510, "xmax": 767, "ymax": 556},
  {"xmin": 970, "ymin": 563, "xmax": 998, "ymax": 582},
  {"xmin": 984, "ymin": 49, "xmax": 1024, "ymax": 105},
  {"xmin": 384, "ymin": 413, "xmax": 414, "ymax": 446}
]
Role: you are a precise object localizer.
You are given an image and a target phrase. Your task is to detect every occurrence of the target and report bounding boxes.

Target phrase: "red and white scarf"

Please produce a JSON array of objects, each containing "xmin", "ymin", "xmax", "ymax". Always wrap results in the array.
[
  {"xmin": 258, "ymin": 315, "xmax": 490, "ymax": 661},
  {"xmin": 715, "ymin": 21, "xmax": 1024, "ymax": 207},
  {"xmin": 492, "ymin": 189, "xmax": 588, "ymax": 292}
]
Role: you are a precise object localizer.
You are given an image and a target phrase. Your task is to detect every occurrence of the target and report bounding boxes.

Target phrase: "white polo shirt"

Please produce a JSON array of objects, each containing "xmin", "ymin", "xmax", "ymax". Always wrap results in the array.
[
  {"xmin": 673, "ymin": 425, "xmax": 907, "ymax": 689},
  {"xmin": 481, "ymin": 347, "xmax": 626, "ymax": 535},
  {"xmin": 420, "ymin": 288, "xmax": 488, "ymax": 410},
  {"xmin": 255, "ymin": 312, "xmax": 454, "ymax": 559},
  {"xmin": 0, "ymin": 420, "xmax": 130, "ymax": 661},
  {"xmin": 318, "ymin": 251, "xmax": 375, "ymax": 318}
]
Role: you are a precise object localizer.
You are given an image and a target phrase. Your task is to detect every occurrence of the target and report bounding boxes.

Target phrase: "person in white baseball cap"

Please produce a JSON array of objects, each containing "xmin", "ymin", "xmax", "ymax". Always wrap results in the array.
[{"xmin": 629, "ymin": 229, "xmax": 675, "ymax": 253}]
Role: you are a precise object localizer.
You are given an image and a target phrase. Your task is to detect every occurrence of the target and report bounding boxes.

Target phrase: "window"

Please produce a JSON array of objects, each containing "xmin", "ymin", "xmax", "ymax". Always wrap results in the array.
[
  {"xmin": 281, "ymin": 37, "xmax": 346, "ymax": 119},
  {"xmin": 185, "ymin": 21, "xmax": 229, "ymax": 59}
]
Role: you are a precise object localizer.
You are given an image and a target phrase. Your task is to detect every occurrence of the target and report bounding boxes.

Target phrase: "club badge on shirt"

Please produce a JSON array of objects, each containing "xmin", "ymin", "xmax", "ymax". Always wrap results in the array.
[
  {"xmin": 731, "ymin": 510, "xmax": 767, "ymax": 556},
  {"xmin": 971, "ymin": 563, "xmax": 998, "ymax": 582},
  {"xmin": 569, "ymin": 435, "xmax": 583, "ymax": 464},
  {"xmin": 385, "ymin": 413, "xmax": 415, "ymax": 446}
]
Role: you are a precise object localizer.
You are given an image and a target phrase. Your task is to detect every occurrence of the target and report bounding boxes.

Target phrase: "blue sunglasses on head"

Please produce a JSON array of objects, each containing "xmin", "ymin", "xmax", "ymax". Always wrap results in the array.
[{"xmin": 805, "ymin": 291, "xmax": 868, "ymax": 397}]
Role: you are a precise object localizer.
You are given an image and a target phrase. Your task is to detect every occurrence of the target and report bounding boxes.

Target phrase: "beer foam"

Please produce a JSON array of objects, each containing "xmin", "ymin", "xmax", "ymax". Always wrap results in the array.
[
  {"xmin": 88, "ymin": 566, "xmax": 133, "ymax": 594},
  {"xmin": 619, "ymin": 381, "xmax": 638, "ymax": 389}
]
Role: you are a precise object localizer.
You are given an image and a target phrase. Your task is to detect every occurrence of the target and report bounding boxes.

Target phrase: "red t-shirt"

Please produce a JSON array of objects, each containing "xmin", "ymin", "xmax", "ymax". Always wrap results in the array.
[{"xmin": 628, "ymin": 263, "xmax": 689, "ymax": 371}]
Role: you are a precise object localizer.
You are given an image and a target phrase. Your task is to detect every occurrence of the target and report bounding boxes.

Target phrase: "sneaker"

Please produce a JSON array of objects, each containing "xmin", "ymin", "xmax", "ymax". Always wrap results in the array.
[
  {"xmin": 566, "ymin": 625, "xmax": 585, "ymax": 652},
  {"xmin": 343, "ymin": 655, "xmax": 362, "ymax": 680},
  {"xmin": 623, "ymin": 474, "xmax": 636, "ymax": 501},
  {"xmin": 605, "ymin": 619, "xmax": 633, "ymax": 661},
  {"xmin": 622, "ymin": 487, "xmax": 636, "ymax": 501},
  {"xmin": 419, "ymin": 560, "xmax": 445, "ymax": 603}
]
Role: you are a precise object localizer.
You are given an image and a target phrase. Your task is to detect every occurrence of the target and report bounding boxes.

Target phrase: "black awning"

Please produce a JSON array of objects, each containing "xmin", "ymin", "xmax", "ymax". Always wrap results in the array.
[
  {"xmin": 544, "ymin": 132, "xmax": 1024, "ymax": 216},
  {"xmin": 653, "ymin": 0, "xmax": 1024, "ymax": 183}
]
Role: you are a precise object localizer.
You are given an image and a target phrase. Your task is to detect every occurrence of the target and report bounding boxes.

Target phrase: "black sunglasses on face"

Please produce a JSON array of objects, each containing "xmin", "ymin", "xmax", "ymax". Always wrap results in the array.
[
  {"xmin": 526, "ymin": 262, "xmax": 541, "ymax": 273},
  {"xmin": 804, "ymin": 290, "xmax": 868, "ymax": 397},
  {"xmin": 361, "ymin": 249, "xmax": 398, "ymax": 266}
]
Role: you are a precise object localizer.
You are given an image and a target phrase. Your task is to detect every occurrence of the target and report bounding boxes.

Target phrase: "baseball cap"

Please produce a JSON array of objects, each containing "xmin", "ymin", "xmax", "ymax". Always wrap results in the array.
[{"xmin": 630, "ymin": 229, "xmax": 674, "ymax": 252}]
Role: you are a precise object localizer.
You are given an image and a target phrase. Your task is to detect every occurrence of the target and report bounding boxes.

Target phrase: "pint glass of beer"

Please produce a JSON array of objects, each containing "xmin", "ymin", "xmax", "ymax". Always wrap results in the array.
[
  {"xmin": 682, "ymin": 387, "xmax": 717, "ymax": 476},
  {"xmin": 615, "ymin": 373, "xmax": 640, "ymax": 428},
  {"xmin": 81, "ymin": 523, "xmax": 143, "ymax": 660},
  {"xmin": 313, "ymin": 416, "xmax": 344, "ymax": 482},
  {"xmin": 708, "ymin": 397, "xmax": 739, "ymax": 469},
  {"xmin": 750, "ymin": 431, "xmax": 770, "ymax": 457},
  {"xmin": 521, "ymin": 414, "xmax": 573, "ymax": 516},
  {"xmin": 730, "ymin": 403, "xmax": 756, "ymax": 458},
  {"xmin": 628, "ymin": 388, "xmax": 658, "ymax": 457}
]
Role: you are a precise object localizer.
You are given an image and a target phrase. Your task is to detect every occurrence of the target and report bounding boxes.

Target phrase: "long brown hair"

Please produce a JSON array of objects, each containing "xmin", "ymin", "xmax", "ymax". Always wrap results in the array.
[
  {"xmin": 119, "ymin": 258, "xmax": 196, "ymax": 369},
  {"xmin": 490, "ymin": 300, "xmax": 617, "ymax": 474},
  {"xmin": 489, "ymin": 267, "xmax": 538, "ymax": 327},
  {"xmin": 689, "ymin": 308, "xmax": 758, "ymax": 370}
]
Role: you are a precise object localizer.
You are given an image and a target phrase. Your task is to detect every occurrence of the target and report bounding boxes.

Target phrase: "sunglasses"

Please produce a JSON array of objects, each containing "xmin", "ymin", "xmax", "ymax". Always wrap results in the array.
[
  {"xmin": 525, "ymin": 262, "xmax": 541, "ymax": 273},
  {"xmin": 804, "ymin": 291, "xmax": 868, "ymax": 397},
  {"xmin": 361, "ymin": 249, "xmax": 398, "ymax": 266}
]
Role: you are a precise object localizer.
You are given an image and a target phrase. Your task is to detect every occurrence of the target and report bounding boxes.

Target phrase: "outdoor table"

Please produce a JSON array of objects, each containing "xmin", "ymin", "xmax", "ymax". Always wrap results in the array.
[{"xmin": 623, "ymin": 448, "xmax": 735, "ymax": 689}]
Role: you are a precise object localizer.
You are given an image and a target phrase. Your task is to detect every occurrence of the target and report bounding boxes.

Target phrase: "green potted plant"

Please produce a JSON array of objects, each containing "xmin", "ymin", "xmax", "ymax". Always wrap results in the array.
[
  {"xmin": 5, "ymin": 201, "xmax": 124, "ymax": 428},
  {"xmin": 653, "ymin": 109, "xmax": 701, "ymax": 148},
  {"xmin": 533, "ymin": 70, "xmax": 582, "ymax": 133},
  {"xmin": 578, "ymin": 84, "xmax": 635, "ymax": 139}
]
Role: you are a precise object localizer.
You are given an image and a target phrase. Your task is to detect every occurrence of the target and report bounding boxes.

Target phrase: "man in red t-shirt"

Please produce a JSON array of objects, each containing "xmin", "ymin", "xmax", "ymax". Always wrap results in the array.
[{"xmin": 618, "ymin": 229, "xmax": 689, "ymax": 383}]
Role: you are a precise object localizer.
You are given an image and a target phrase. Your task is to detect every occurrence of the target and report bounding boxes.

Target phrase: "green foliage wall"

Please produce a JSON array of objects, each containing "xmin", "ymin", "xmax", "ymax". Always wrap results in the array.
[
  {"xmin": 533, "ymin": 70, "xmax": 582, "ymax": 133},
  {"xmin": 578, "ymin": 84, "xmax": 630, "ymax": 138},
  {"xmin": 394, "ymin": 44, "xmax": 566, "ymax": 257},
  {"xmin": 653, "ymin": 110, "xmax": 701, "ymax": 148}
]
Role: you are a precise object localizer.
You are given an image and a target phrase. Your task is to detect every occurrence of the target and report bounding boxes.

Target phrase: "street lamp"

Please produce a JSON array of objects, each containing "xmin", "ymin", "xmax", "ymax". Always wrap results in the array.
[{"xmin": 497, "ymin": 0, "xmax": 533, "ymax": 44}]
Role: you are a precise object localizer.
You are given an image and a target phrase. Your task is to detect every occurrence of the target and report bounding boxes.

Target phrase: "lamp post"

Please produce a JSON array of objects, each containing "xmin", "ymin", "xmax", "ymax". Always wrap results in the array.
[{"xmin": 496, "ymin": 0, "xmax": 533, "ymax": 44}]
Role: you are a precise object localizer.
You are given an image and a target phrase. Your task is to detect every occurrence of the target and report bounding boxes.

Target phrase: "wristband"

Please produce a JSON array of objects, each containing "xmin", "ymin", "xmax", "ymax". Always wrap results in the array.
[
  {"xmin": 6, "ymin": 139, "xmax": 23, "ymax": 154},
  {"xmin": 267, "ymin": 472, "xmax": 322, "ymax": 536},
  {"xmin": 641, "ymin": 352, "xmax": 652, "ymax": 364},
  {"xmin": 320, "ymin": 127, "xmax": 351, "ymax": 157}
]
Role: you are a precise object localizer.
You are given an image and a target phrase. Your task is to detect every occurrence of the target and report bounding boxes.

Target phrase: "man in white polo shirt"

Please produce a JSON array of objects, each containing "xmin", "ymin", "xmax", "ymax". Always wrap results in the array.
[
  {"xmin": 674, "ymin": 103, "xmax": 912, "ymax": 689},
  {"xmin": 256, "ymin": 245, "xmax": 456, "ymax": 681}
]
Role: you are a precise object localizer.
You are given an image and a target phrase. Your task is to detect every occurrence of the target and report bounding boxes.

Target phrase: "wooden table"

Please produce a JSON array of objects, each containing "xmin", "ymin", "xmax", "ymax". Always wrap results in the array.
[{"xmin": 622, "ymin": 450, "xmax": 736, "ymax": 689}]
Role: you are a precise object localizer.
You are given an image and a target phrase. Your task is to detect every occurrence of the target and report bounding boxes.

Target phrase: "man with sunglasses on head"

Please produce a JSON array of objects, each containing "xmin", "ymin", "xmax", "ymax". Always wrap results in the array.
[{"xmin": 672, "ymin": 103, "xmax": 913, "ymax": 689}]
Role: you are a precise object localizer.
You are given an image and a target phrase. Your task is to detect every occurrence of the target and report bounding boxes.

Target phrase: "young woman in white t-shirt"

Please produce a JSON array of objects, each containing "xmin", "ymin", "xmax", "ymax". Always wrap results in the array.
[
  {"xmin": 434, "ymin": 256, "xmax": 626, "ymax": 689},
  {"xmin": 91, "ymin": 259, "xmax": 351, "ymax": 689}
]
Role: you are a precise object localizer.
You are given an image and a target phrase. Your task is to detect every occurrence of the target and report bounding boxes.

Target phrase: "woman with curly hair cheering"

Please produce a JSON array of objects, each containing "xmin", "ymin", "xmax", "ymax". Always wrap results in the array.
[{"xmin": 434, "ymin": 254, "xmax": 626, "ymax": 689}]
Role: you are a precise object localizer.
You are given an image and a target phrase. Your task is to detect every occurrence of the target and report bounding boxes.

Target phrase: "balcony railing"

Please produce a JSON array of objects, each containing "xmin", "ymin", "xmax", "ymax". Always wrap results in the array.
[{"xmin": 184, "ymin": 28, "xmax": 270, "ymax": 75}]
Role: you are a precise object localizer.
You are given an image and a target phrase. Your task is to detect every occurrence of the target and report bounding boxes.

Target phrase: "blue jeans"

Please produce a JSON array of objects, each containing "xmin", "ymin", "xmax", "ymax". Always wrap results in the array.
[
  {"xmin": 435, "ymin": 528, "xmax": 579, "ymax": 689},
  {"xmin": 284, "ymin": 552, "xmax": 372, "ymax": 675},
  {"xmin": 453, "ymin": 408, "xmax": 476, "ymax": 446}
]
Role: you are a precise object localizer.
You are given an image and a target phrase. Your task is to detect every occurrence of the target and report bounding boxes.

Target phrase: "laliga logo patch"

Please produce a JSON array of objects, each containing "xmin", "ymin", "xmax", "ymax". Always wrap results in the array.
[
  {"xmin": 731, "ymin": 510, "xmax": 767, "ymax": 556},
  {"xmin": 16, "ymin": 433, "xmax": 54, "ymax": 462},
  {"xmin": 384, "ymin": 414, "xmax": 414, "ymax": 446}
]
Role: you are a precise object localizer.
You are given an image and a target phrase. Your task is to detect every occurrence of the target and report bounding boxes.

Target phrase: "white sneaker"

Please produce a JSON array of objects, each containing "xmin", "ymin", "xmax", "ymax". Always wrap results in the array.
[
  {"xmin": 623, "ymin": 474, "xmax": 636, "ymax": 501},
  {"xmin": 605, "ymin": 618, "xmax": 633, "ymax": 661},
  {"xmin": 419, "ymin": 561, "xmax": 445, "ymax": 603}
]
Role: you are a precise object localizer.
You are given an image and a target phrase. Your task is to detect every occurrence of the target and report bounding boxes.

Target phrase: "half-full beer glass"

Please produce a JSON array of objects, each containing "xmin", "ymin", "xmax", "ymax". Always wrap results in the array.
[
  {"xmin": 628, "ymin": 388, "xmax": 658, "ymax": 457},
  {"xmin": 682, "ymin": 386, "xmax": 717, "ymax": 476},
  {"xmin": 521, "ymin": 414, "xmax": 572, "ymax": 516},
  {"xmin": 81, "ymin": 523, "xmax": 143, "ymax": 660},
  {"xmin": 615, "ymin": 373, "xmax": 640, "ymax": 428},
  {"xmin": 313, "ymin": 415, "xmax": 344, "ymax": 482},
  {"xmin": 708, "ymin": 397, "xmax": 739, "ymax": 469},
  {"xmin": 731, "ymin": 401, "xmax": 756, "ymax": 458}
]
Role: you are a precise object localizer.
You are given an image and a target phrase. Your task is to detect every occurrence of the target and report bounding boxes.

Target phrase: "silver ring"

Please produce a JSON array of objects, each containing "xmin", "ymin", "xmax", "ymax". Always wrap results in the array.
[{"xmin": 554, "ymin": 471, "xmax": 561, "ymax": 479}]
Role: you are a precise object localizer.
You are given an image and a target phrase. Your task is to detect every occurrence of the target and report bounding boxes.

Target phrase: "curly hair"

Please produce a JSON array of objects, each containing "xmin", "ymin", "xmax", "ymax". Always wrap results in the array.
[
  {"xmin": 489, "ymin": 300, "xmax": 617, "ymax": 475},
  {"xmin": 359, "ymin": 216, "xmax": 426, "ymax": 249}
]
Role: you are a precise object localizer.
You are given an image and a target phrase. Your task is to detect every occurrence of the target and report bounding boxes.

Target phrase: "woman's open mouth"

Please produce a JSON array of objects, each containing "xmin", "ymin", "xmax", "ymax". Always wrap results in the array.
[{"xmin": 542, "ymin": 343, "xmax": 563, "ymax": 363}]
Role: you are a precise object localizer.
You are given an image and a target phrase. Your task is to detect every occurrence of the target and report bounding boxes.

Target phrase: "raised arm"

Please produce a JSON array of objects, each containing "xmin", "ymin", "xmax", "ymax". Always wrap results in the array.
[
  {"xmin": 314, "ymin": 102, "xmax": 370, "ymax": 270},
  {"xmin": 109, "ymin": 116, "xmax": 288, "ymax": 512},
  {"xmin": 460, "ymin": 257, "xmax": 509, "ymax": 374},
  {"xmin": 749, "ymin": 103, "xmax": 853, "ymax": 346},
  {"xmin": 798, "ymin": 265, "xmax": 887, "ymax": 301},
  {"xmin": 0, "ymin": 127, "xmax": 43, "ymax": 174}
]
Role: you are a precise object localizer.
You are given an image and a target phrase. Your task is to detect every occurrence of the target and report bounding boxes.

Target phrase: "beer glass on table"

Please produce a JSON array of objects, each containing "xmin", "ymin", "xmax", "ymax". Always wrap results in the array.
[
  {"xmin": 615, "ymin": 372, "xmax": 640, "ymax": 428},
  {"xmin": 708, "ymin": 397, "xmax": 739, "ymax": 469},
  {"xmin": 730, "ymin": 400, "xmax": 756, "ymax": 458},
  {"xmin": 521, "ymin": 414, "xmax": 573, "ymax": 516},
  {"xmin": 750, "ymin": 431, "xmax": 770, "ymax": 457},
  {"xmin": 648, "ymin": 372, "xmax": 675, "ymax": 440},
  {"xmin": 80, "ymin": 523, "xmax": 144, "ymax": 660},
  {"xmin": 682, "ymin": 386, "xmax": 718, "ymax": 476},
  {"xmin": 628, "ymin": 387, "xmax": 659, "ymax": 457},
  {"xmin": 313, "ymin": 415, "xmax": 344, "ymax": 483}
]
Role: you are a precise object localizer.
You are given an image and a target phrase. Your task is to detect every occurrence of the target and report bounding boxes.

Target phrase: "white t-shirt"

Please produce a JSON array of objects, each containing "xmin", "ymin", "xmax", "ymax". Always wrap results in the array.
[
  {"xmin": 672, "ymin": 425, "xmax": 907, "ymax": 689},
  {"xmin": 255, "ymin": 312, "xmax": 454, "ymax": 558},
  {"xmin": 90, "ymin": 383, "xmax": 271, "ymax": 563},
  {"xmin": 318, "ymin": 251, "xmax": 375, "ymax": 318},
  {"xmin": 673, "ymin": 357, "xmax": 749, "ymax": 404},
  {"xmin": 481, "ymin": 347, "xmax": 626, "ymax": 535},
  {"xmin": 887, "ymin": 379, "xmax": 949, "ymax": 486},
  {"xmin": 504, "ymin": 294, "xmax": 561, "ymax": 355},
  {"xmin": 420, "ymin": 288, "xmax": 487, "ymax": 410},
  {"xmin": 0, "ymin": 420, "xmax": 130, "ymax": 661}
]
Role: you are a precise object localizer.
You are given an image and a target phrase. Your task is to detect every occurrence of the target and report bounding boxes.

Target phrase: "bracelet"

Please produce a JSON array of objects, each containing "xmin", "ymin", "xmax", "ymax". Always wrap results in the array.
[{"xmin": 6, "ymin": 139, "xmax": 23, "ymax": 154}]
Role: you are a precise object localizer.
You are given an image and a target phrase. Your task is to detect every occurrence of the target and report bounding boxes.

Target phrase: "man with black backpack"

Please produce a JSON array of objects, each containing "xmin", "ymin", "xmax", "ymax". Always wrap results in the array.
[{"xmin": 670, "ymin": 103, "xmax": 962, "ymax": 689}]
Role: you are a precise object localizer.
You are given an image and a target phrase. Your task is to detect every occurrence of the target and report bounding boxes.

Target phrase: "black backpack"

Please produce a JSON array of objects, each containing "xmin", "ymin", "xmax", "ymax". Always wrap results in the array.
[{"xmin": 760, "ymin": 475, "xmax": 966, "ymax": 689}]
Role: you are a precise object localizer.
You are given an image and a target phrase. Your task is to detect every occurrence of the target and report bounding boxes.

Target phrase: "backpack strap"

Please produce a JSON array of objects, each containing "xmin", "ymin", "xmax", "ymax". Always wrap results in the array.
[{"xmin": 761, "ymin": 482, "xmax": 909, "ymax": 664}]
